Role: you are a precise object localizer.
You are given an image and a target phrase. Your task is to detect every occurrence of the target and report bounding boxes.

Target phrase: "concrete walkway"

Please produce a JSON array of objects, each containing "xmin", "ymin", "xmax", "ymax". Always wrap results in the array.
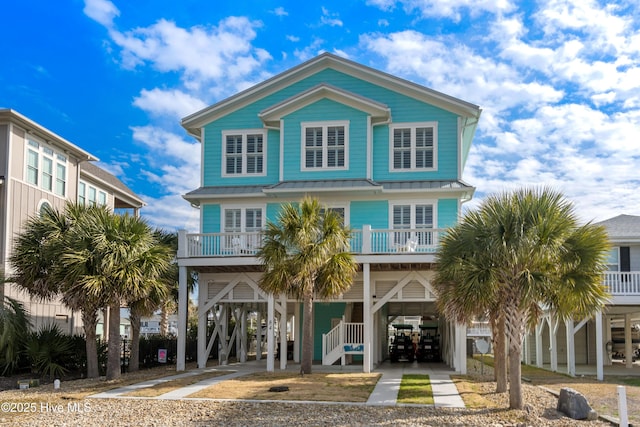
[{"xmin": 91, "ymin": 360, "xmax": 465, "ymax": 408}]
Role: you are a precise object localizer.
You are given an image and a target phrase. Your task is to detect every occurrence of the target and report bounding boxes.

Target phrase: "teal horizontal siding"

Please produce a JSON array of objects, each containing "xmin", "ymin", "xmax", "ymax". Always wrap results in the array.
[
  {"xmin": 202, "ymin": 68, "xmax": 461, "ymax": 186},
  {"xmin": 202, "ymin": 204, "xmax": 221, "ymax": 233},
  {"xmin": 437, "ymin": 199, "xmax": 459, "ymax": 229},
  {"xmin": 350, "ymin": 200, "xmax": 388, "ymax": 229}
]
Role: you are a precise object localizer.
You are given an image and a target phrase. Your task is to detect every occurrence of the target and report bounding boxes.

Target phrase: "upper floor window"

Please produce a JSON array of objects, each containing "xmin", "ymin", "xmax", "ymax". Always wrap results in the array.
[
  {"xmin": 222, "ymin": 130, "xmax": 266, "ymax": 176},
  {"xmin": 607, "ymin": 248, "xmax": 619, "ymax": 272},
  {"xmin": 222, "ymin": 206, "xmax": 264, "ymax": 254},
  {"xmin": 78, "ymin": 180, "xmax": 107, "ymax": 207},
  {"xmin": 390, "ymin": 123, "xmax": 437, "ymax": 171},
  {"xmin": 301, "ymin": 121, "xmax": 348, "ymax": 170},
  {"xmin": 25, "ymin": 139, "xmax": 67, "ymax": 196},
  {"xmin": 391, "ymin": 202, "xmax": 435, "ymax": 248}
]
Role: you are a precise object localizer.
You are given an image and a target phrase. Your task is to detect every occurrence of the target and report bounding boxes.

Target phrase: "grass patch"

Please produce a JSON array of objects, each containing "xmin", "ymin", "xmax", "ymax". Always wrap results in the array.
[
  {"xmin": 396, "ymin": 374, "xmax": 433, "ymax": 405},
  {"xmin": 188, "ymin": 372, "xmax": 380, "ymax": 402},
  {"xmin": 123, "ymin": 371, "xmax": 231, "ymax": 397},
  {"xmin": 622, "ymin": 377, "xmax": 640, "ymax": 387}
]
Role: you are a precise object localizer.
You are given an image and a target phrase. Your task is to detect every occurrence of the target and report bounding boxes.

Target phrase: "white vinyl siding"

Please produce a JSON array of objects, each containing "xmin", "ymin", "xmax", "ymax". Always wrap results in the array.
[
  {"xmin": 390, "ymin": 122, "xmax": 437, "ymax": 171},
  {"xmin": 301, "ymin": 121, "xmax": 348, "ymax": 171},
  {"xmin": 222, "ymin": 130, "xmax": 266, "ymax": 176}
]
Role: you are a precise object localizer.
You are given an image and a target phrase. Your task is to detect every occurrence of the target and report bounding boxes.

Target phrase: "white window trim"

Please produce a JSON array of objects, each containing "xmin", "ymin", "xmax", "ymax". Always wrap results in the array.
[
  {"xmin": 320, "ymin": 203, "xmax": 350, "ymax": 226},
  {"xmin": 221, "ymin": 204, "xmax": 267, "ymax": 232},
  {"xmin": 78, "ymin": 180, "xmax": 108, "ymax": 207},
  {"xmin": 221, "ymin": 129, "xmax": 267, "ymax": 177},
  {"xmin": 388, "ymin": 200, "xmax": 437, "ymax": 230},
  {"xmin": 24, "ymin": 137, "xmax": 68, "ymax": 197},
  {"xmin": 389, "ymin": 121, "xmax": 438, "ymax": 172},
  {"xmin": 300, "ymin": 120, "xmax": 349, "ymax": 171}
]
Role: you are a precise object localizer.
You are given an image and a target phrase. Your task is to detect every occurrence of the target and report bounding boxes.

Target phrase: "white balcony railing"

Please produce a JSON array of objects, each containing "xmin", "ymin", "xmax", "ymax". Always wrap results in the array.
[
  {"xmin": 179, "ymin": 226, "xmax": 444, "ymax": 258},
  {"xmin": 603, "ymin": 272, "xmax": 640, "ymax": 295}
]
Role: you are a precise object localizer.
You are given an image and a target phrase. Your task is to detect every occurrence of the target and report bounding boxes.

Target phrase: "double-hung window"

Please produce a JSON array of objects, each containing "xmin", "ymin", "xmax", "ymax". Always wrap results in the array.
[
  {"xmin": 25, "ymin": 139, "xmax": 68, "ymax": 196},
  {"xmin": 390, "ymin": 122, "xmax": 437, "ymax": 171},
  {"xmin": 391, "ymin": 203, "xmax": 435, "ymax": 249},
  {"xmin": 223, "ymin": 206, "xmax": 264, "ymax": 253},
  {"xmin": 302, "ymin": 121, "xmax": 348, "ymax": 170},
  {"xmin": 78, "ymin": 181, "xmax": 107, "ymax": 207},
  {"xmin": 222, "ymin": 130, "xmax": 266, "ymax": 176}
]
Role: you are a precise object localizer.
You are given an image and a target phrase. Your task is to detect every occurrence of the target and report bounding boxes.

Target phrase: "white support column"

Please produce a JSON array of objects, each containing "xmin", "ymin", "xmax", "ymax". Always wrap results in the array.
[
  {"xmin": 267, "ymin": 294, "xmax": 275, "ymax": 372},
  {"xmin": 456, "ymin": 323, "xmax": 467, "ymax": 374},
  {"xmin": 625, "ymin": 313, "xmax": 633, "ymax": 369},
  {"xmin": 240, "ymin": 306, "xmax": 247, "ymax": 363},
  {"xmin": 596, "ymin": 310, "xmax": 604, "ymax": 381},
  {"xmin": 535, "ymin": 322, "xmax": 544, "ymax": 368},
  {"xmin": 256, "ymin": 310, "xmax": 262, "ymax": 361},
  {"xmin": 177, "ymin": 265, "xmax": 188, "ymax": 371},
  {"xmin": 197, "ymin": 282, "xmax": 207, "ymax": 369},
  {"xmin": 219, "ymin": 305, "xmax": 228, "ymax": 365},
  {"xmin": 524, "ymin": 333, "xmax": 531, "ymax": 365},
  {"xmin": 280, "ymin": 295, "xmax": 287, "ymax": 370},
  {"xmin": 363, "ymin": 263, "xmax": 372, "ymax": 373},
  {"xmin": 566, "ymin": 319, "xmax": 575, "ymax": 376},
  {"xmin": 293, "ymin": 303, "xmax": 300, "ymax": 363},
  {"xmin": 550, "ymin": 316, "xmax": 558, "ymax": 372}
]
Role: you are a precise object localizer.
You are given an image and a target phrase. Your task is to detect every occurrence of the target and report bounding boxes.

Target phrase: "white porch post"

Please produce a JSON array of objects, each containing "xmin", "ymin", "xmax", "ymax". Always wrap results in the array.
[
  {"xmin": 625, "ymin": 313, "xmax": 633, "ymax": 369},
  {"xmin": 596, "ymin": 310, "xmax": 604, "ymax": 381},
  {"xmin": 363, "ymin": 263, "xmax": 372, "ymax": 373},
  {"xmin": 267, "ymin": 294, "xmax": 275, "ymax": 372},
  {"xmin": 240, "ymin": 306, "xmax": 247, "ymax": 363},
  {"xmin": 456, "ymin": 323, "xmax": 467, "ymax": 374},
  {"xmin": 219, "ymin": 305, "xmax": 228, "ymax": 365},
  {"xmin": 550, "ymin": 316, "xmax": 558, "ymax": 372},
  {"xmin": 256, "ymin": 310, "xmax": 262, "ymax": 361},
  {"xmin": 177, "ymin": 265, "xmax": 188, "ymax": 371},
  {"xmin": 197, "ymin": 280, "xmax": 207, "ymax": 369},
  {"xmin": 535, "ymin": 322, "xmax": 543, "ymax": 368},
  {"xmin": 293, "ymin": 303, "xmax": 300, "ymax": 363},
  {"xmin": 280, "ymin": 295, "xmax": 287, "ymax": 370},
  {"xmin": 566, "ymin": 319, "xmax": 575, "ymax": 376}
]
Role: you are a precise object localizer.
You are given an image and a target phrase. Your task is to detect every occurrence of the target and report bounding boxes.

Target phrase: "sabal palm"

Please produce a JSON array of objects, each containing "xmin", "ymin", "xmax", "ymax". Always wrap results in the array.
[
  {"xmin": 66, "ymin": 208, "xmax": 172, "ymax": 380},
  {"xmin": 434, "ymin": 187, "xmax": 609, "ymax": 409},
  {"xmin": 0, "ymin": 295, "xmax": 31, "ymax": 375},
  {"xmin": 10, "ymin": 202, "xmax": 106, "ymax": 378},
  {"xmin": 258, "ymin": 197, "xmax": 357, "ymax": 374}
]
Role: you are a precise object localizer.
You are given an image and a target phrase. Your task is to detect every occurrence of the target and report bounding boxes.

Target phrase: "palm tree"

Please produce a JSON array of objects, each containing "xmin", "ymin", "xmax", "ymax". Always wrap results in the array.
[
  {"xmin": 72, "ymin": 209, "xmax": 172, "ymax": 380},
  {"xmin": 9, "ymin": 202, "xmax": 106, "ymax": 378},
  {"xmin": 0, "ymin": 295, "xmax": 31, "ymax": 375},
  {"xmin": 433, "ymin": 187, "xmax": 610, "ymax": 409},
  {"xmin": 257, "ymin": 197, "xmax": 357, "ymax": 374}
]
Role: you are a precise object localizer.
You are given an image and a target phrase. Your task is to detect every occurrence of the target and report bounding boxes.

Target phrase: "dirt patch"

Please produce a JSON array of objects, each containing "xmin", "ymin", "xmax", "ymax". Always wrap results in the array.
[
  {"xmin": 123, "ymin": 371, "xmax": 231, "ymax": 397},
  {"xmin": 188, "ymin": 372, "xmax": 381, "ymax": 402}
]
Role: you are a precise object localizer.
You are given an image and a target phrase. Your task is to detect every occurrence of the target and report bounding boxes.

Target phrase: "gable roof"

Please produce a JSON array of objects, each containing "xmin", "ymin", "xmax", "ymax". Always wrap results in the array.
[
  {"xmin": 0, "ymin": 109, "xmax": 98, "ymax": 162},
  {"xmin": 181, "ymin": 52, "xmax": 482, "ymax": 139},
  {"xmin": 80, "ymin": 162, "xmax": 145, "ymax": 209},
  {"xmin": 596, "ymin": 214, "xmax": 640, "ymax": 242}
]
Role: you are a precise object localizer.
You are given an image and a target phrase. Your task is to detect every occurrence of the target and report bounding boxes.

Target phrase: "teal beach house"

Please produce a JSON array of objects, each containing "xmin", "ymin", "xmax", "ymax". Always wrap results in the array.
[{"xmin": 175, "ymin": 53, "xmax": 482, "ymax": 373}]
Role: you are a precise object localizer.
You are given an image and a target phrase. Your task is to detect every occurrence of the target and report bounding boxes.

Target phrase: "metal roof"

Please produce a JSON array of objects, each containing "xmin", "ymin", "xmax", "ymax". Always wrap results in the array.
[{"xmin": 263, "ymin": 179, "xmax": 382, "ymax": 193}]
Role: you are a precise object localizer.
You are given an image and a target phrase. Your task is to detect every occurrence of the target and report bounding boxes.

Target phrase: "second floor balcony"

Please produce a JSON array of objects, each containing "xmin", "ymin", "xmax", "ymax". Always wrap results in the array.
[{"xmin": 178, "ymin": 225, "xmax": 444, "ymax": 259}]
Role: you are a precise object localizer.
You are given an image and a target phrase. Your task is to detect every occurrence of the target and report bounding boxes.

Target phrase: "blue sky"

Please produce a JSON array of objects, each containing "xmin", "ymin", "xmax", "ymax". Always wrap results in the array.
[{"xmin": 1, "ymin": 0, "xmax": 639, "ymax": 231}]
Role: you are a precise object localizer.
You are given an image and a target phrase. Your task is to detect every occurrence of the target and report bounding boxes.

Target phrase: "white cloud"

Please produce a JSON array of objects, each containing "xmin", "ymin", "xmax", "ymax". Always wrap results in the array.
[
  {"xmin": 286, "ymin": 35, "xmax": 300, "ymax": 42},
  {"xmin": 133, "ymin": 88, "xmax": 207, "ymax": 119},
  {"xmin": 83, "ymin": 0, "xmax": 119, "ymax": 28},
  {"xmin": 272, "ymin": 7, "xmax": 288, "ymax": 17},
  {"xmin": 367, "ymin": 0, "xmax": 516, "ymax": 21},
  {"xmin": 320, "ymin": 7, "xmax": 343, "ymax": 27},
  {"xmin": 140, "ymin": 194, "xmax": 200, "ymax": 232},
  {"xmin": 99, "ymin": 16, "xmax": 271, "ymax": 92}
]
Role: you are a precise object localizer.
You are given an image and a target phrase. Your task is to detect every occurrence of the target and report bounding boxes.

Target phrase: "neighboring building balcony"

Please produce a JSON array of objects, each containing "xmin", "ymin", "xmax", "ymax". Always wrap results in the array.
[
  {"xmin": 177, "ymin": 226, "xmax": 445, "ymax": 266},
  {"xmin": 604, "ymin": 272, "xmax": 640, "ymax": 303}
]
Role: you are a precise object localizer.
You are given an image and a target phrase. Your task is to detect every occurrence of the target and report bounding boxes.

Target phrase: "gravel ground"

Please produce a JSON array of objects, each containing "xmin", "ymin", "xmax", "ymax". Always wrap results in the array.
[{"xmin": 0, "ymin": 383, "xmax": 612, "ymax": 427}]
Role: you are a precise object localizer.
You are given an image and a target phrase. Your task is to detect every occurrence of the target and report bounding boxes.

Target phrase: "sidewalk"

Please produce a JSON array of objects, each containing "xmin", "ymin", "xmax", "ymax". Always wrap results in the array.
[{"xmin": 91, "ymin": 360, "xmax": 465, "ymax": 408}]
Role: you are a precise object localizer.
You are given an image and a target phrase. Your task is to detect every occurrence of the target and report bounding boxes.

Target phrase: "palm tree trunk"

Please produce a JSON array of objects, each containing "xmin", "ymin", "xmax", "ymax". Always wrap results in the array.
[
  {"xmin": 492, "ymin": 314, "xmax": 508, "ymax": 393},
  {"xmin": 159, "ymin": 303, "xmax": 169, "ymax": 336},
  {"xmin": 82, "ymin": 309, "xmax": 100, "ymax": 378},
  {"xmin": 106, "ymin": 302, "xmax": 121, "ymax": 380},
  {"xmin": 129, "ymin": 309, "xmax": 141, "ymax": 372},
  {"xmin": 504, "ymin": 301, "xmax": 525, "ymax": 410},
  {"xmin": 301, "ymin": 293, "xmax": 313, "ymax": 374}
]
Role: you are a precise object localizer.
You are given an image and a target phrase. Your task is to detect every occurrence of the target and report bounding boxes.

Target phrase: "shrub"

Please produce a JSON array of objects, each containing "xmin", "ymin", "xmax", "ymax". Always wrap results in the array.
[{"xmin": 26, "ymin": 324, "xmax": 75, "ymax": 379}]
